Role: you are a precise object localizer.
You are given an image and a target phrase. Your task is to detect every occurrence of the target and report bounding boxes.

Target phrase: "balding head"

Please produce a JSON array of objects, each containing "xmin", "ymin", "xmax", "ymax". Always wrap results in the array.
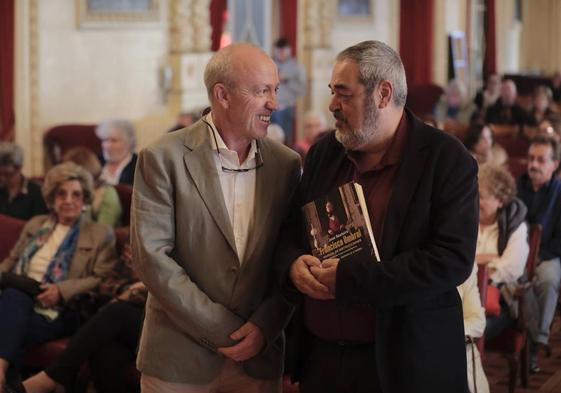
[{"xmin": 204, "ymin": 43, "xmax": 276, "ymax": 103}]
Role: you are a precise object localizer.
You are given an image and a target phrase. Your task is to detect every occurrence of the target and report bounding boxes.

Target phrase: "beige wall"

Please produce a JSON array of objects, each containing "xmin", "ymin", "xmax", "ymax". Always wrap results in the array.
[
  {"xmin": 16, "ymin": 0, "xmax": 174, "ymax": 175},
  {"xmin": 331, "ymin": 0, "xmax": 399, "ymax": 54}
]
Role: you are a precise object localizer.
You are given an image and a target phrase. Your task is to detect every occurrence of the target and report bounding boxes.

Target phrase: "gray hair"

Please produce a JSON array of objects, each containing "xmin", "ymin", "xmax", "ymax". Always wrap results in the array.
[
  {"xmin": 336, "ymin": 40, "xmax": 407, "ymax": 107},
  {"xmin": 95, "ymin": 119, "xmax": 137, "ymax": 151},
  {"xmin": 203, "ymin": 43, "xmax": 268, "ymax": 102},
  {"xmin": 0, "ymin": 142, "xmax": 24, "ymax": 168},
  {"xmin": 447, "ymin": 79, "xmax": 467, "ymax": 101},
  {"xmin": 204, "ymin": 48, "xmax": 236, "ymax": 102},
  {"xmin": 42, "ymin": 162, "xmax": 94, "ymax": 208}
]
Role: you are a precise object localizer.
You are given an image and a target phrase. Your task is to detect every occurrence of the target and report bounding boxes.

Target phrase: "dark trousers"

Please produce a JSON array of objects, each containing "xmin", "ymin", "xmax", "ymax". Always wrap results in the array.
[
  {"xmin": 485, "ymin": 297, "xmax": 514, "ymax": 341},
  {"xmin": 45, "ymin": 300, "xmax": 143, "ymax": 393},
  {"xmin": 299, "ymin": 337, "xmax": 381, "ymax": 393},
  {"xmin": 0, "ymin": 288, "xmax": 79, "ymax": 369}
]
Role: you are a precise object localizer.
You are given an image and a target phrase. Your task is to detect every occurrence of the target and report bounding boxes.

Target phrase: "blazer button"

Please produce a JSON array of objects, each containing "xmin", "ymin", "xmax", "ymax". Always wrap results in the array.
[{"xmin": 230, "ymin": 266, "xmax": 238, "ymax": 273}]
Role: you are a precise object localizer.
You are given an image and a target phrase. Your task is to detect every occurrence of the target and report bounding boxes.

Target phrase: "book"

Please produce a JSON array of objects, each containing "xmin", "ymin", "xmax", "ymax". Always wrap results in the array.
[{"xmin": 302, "ymin": 181, "xmax": 380, "ymax": 262}]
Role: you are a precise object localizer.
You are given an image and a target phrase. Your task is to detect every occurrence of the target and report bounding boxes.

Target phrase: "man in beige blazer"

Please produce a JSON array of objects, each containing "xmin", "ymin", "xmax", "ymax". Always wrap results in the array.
[{"xmin": 131, "ymin": 43, "xmax": 301, "ymax": 392}]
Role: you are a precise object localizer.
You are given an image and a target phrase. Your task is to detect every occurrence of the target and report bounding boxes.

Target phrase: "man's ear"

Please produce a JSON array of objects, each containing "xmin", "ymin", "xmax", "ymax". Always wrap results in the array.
[
  {"xmin": 214, "ymin": 83, "xmax": 230, "ymax": 109},
  {"xmin": 377, "ymin": 80, "xmax": 393, "ymax": 108}
]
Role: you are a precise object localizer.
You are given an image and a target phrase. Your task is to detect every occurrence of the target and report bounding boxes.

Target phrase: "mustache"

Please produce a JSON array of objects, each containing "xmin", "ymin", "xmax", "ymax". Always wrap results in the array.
[{"xmin": 333, "ymin": 110, "xmax": 346, "ymax": 122}]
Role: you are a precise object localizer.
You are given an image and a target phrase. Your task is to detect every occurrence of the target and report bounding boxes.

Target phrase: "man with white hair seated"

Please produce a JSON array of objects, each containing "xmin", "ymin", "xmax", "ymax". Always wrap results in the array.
[{"xmin": 95, "ymin": 119, "xmax": 138, "ymax": 186}]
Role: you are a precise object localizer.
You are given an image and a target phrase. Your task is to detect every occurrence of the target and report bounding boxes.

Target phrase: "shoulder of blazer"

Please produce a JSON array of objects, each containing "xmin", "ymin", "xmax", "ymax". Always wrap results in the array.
[
  {"xmin": 260, "ymin": 137, "xmax": 300, "ymax": 167},
  {"xmin": 77, "ymin": 220, "xmax": 114, "ymax": 247}
]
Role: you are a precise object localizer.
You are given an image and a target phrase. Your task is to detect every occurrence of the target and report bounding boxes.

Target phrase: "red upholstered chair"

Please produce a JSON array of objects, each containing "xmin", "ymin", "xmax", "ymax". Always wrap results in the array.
[
  {"xmin": 507, "ymin": 158, "xmax": 528, "ymax": 180},
  {"xmin": 484, "ymin": 224, "xmax": 542, "ymax": 393},
  {"xmin": 0, "ymin": 214, "xmax": 25, "ymax": 261},
  {"xmin": 43, "ymin": 124, "xmax": 101, "ymax": 167},
  {"xmin": 406, "ymin": 83, "xmax": 444, "ymax": 118},
  {"xmin": 494, "ymin": 135, "xmax": 530, "ymax": 159},
  {"xmin": 114, "ymin": 184, "xmax": 133, "ymax": 227}
]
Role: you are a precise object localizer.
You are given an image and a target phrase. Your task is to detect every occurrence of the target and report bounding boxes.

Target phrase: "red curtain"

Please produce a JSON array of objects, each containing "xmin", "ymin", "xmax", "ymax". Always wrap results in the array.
[
  {"xmin": 0, "ymin": 0, "xmax": 15, "ymax": 141},
  {"xmin": 280, "ymin": 0, "xmax": 298, "ymax": 57},
  {"xmin": 399, "ymin": 0, "xmax": 435, "ymax": 88},
  {"xmin": 210, "ymin": 0, "xmax": 227, "ymax": 51},
  {"xmin": 483, "ymin": 0, "xmax": 497, "ymax": 77}
]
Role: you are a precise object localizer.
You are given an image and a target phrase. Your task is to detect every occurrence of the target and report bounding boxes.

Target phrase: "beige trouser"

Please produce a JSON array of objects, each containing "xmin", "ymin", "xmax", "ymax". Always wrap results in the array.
[{"xmin": 140, "ymin": 360, "xmax": 281, "ymax": 393}]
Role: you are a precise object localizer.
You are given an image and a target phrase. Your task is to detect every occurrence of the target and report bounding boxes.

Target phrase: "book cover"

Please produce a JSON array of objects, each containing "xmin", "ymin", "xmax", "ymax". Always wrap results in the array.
[{"xmin": 302, "ymin": 181, "xmax": 380, "ymax": 262}]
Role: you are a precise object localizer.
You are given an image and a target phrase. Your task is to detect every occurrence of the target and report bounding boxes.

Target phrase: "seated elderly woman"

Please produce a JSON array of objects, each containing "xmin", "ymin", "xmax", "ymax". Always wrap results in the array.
[
  {"xmin": 463, "ymin": 123, "xmax": 508, "ymax": 167},
  {"xmin": 62, "ymin": 147, "xmax": 122, "ymax": 227},
  {"xmin": 476, "ymin": 164, "xmax": 529, "ymax": 340},
  {"xmin": 0, "ymin": 162, "xmax": 117, "ymax": 392},
  {"xmin": 0, "ymin": 142, "xmax": 48, "ymax": 220},
  {"xmin": 23, "ymin": 238, "xmax": 146, "ymax": 393},
  {"xmin": 95, "ymin": 119, "xmax": 138, "ymax": 186}
]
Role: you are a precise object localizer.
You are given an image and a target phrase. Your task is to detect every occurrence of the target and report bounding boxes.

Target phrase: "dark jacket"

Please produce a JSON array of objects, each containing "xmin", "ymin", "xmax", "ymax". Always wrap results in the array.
[
  {"xmin": 517, "ymin": 174, "xmax": 561, "ymax": 261},
  {"xmin": 497, "ymin": 197, "xmax": 527, "ymax": 256},
  {"xmin": 99, "ymin": 153, "xmax": 137, "ymax": 186},
  {"xmin": 275, "ymin": 109, "xmax": 479, "ymax": 393}
]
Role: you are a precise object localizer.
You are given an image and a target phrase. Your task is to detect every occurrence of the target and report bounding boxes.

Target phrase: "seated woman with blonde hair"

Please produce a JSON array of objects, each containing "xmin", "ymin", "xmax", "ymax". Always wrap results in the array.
[
  {"xmin": 0, "ymin": 162, "xmax": 118, "ymax": 392},
  {"xmin": 62, "ymin": 147, "xmax": 122, "ymax": 227},
  {"xmin": 477, "ymin": 164, "xmax": 529, "ymax": 340}
]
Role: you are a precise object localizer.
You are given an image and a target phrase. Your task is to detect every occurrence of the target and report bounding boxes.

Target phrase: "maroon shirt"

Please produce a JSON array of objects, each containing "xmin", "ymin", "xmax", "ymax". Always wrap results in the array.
[{"xmin": 305, "ymin": 113, "xmax": 409, "ymax": 342}]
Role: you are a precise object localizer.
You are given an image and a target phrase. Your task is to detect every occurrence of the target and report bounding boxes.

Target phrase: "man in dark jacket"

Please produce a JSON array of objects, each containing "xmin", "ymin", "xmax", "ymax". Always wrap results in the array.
[
  {"xmin": 517, "ymin": 134, "xmax": 561, "ymax": 372},
  {"xmin": 276, "ymin": 40, "xmax": 479, "ymax": 393}
]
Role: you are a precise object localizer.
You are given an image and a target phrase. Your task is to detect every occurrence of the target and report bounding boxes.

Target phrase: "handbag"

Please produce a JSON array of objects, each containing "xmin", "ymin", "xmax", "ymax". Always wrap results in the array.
[
  {"xmin": 0, "ymin": 272, "xmax": 42, "ymax": 297},
  {"xmin": 485, "ymin": 284, "xmax": 501, "ymax": 317}
]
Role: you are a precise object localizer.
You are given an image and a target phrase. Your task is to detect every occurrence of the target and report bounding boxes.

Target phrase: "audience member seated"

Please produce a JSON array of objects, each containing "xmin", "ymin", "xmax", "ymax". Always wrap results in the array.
[
  {"xmin": 463, "ymin": 123, "xmax": 508, "ymax": 166},
  {"xmin": 293, "ymin": 111, "xmax": 328, "ymax": 160},
  {"xmin": 23, "ymin": 238, "xmax": 145, "ymax": 393},
  {"xmin": 95, "ymin": 119, "xmax": 138, "ymax": 186},
  {"xmin": 0, "ymin": 162, "xmax": 117, "ymax": 392},
  {"xmin": 62, "ymin": 147, "xmax": 123, "ymax": 227},
  {"xmin": 434, "ymin": 79, "xmax": 477, "ymax": 129},
  {"xmin": 476, "ymin": 164, "xmax": 528, "ymax": 340},
  {"xmin": 457, "ymin": 264, "xmax": 490, "ymax": 393},
  {"xmin": 266, "ymin": 123, "xmax": 286, "ymax": 144},
  {"xmin": 167, "ymin": 110, "xmax": 202, "ymax": 133},
  {"xmin": 485, "ymin": 79, "xmax": 529, "ymax": 126},
  {"xmin": 549, "ymin": 70, "xmax": 561, "ymax": 103},
  {"xmin": 527, "ymin": 85, "xmax": 556, "ymax": 126},
  {"xmin": 517, "ymin": 135, "xmax": 561, "ymax": 372},
  {"xmin": 0, "ymin": 143, "xmax": 47, "ymax": 220},
  {"xmin": 474, "ymin": 73, "xmax": 501, "ymax": 110}
]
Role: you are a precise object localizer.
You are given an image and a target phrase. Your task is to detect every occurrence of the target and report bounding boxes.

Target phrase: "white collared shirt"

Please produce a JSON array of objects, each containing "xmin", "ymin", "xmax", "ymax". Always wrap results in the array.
[
  {"xmin": 100, "ymin": 153, "xmax": 133, "ymax": 185},
  {"xmin": 206, "ymin": 114, "xmax": 257, "ymax": 263}
]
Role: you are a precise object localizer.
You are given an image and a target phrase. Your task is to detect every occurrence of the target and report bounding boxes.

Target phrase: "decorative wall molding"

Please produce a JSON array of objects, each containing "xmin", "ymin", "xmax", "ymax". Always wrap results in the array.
[
  {"xmin": 169, "ymin": 0, "xmax": 211, "ymax": 53},
  {"xmin": 15, "ymin": 0, "xmax": 42, "ymax": 176},
  {"xmin": 76, "ymin": 0, "xmax": 163, "ymax": 29},
  {"xmin": 303, "ymin": 0, "xmax": 335, "ymax": 49}
]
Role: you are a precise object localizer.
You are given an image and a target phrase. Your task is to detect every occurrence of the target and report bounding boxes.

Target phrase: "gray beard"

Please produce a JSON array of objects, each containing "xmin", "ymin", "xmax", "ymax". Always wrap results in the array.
[{"xmin": 335, "ymin": 100, "xmax": 379, "ymax": 150}]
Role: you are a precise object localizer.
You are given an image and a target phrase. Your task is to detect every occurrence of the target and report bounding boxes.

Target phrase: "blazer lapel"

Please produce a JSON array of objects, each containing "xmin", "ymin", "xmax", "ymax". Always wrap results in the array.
[
  {"xmin": 381, "ymin": 112, "xmax": 431, "ymax": 260},
  {"xmin": 183, "ymin": 124, "xmax": 238, "ymax": 257}
]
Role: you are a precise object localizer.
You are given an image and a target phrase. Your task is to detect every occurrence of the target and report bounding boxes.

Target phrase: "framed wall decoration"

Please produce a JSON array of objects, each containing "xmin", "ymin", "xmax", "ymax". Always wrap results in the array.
[
  {"xmin": 77, "ymin": 0, "xmax": 162, "ymax": 29},
  {"xmin": 337, "ymin": 0, "xmax": 374, "ymax": 20}
]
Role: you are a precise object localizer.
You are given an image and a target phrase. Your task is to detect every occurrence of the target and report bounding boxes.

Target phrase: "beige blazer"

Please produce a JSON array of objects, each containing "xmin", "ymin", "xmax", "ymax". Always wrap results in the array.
[
  {"xmin": 131, "ymin": 120, "xmax": 301, "ymax": 384},
  {"xmin": 0, "ymin": 215, "xmax": 118, "ymax": 302}
]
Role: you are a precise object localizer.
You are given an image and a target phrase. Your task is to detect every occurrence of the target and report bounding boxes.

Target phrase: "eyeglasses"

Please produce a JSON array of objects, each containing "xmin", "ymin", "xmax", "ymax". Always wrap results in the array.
[{"xmin": 203, "ymin": 118, "xmax": 264, "ymax": 173}]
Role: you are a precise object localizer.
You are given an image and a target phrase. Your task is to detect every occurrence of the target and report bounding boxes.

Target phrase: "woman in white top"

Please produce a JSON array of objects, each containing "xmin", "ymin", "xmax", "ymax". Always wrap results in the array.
[
  {"xmin": 476, "ymin": 164, "xmax": 529, "ymax": 340},
  {"xmin": 0, "ymin": 162, "xmax": 117, "ymax": 392},
  {"xmin": 458, "ymin": 264, "xmax": 490, "ymax": 393}
]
